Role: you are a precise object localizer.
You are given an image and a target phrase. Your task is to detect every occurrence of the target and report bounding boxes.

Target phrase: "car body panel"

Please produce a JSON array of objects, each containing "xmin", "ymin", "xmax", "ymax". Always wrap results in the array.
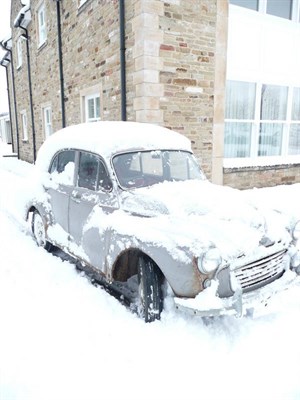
[{"xmin": 25, "ymin": 121, "xmax": 300, "ymax": 317}]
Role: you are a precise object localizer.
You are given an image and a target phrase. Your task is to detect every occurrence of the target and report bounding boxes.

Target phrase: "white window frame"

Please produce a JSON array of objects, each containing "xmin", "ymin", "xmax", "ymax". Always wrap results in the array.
[
  {"xmin": 37, "ymin": 2, "xmax": 47, "ymax": 47},
  {"xmin": 42, "ymin": 106, "xmax": 53, "ymax": 138},
  {"xmin": 80, "ymin": 85, "xmax": 103, "ymax": 123},
  {"xmin": 230, "ymin": 0, "xmax": 300, "ymax": 22},
  {"xmin": 85, "ymin": 94, "xmax": 101, "ymax": 122},
  {"xmin": 224, "ymin": 81, "xmax": 300, "ymax": 160},
  {"xmin": 17, "ymin": 37, "xmax": 23, "ymax": 69},
  {"xmin": 21, "ymin": 110, "xmax": 28, "ymax": 141}
]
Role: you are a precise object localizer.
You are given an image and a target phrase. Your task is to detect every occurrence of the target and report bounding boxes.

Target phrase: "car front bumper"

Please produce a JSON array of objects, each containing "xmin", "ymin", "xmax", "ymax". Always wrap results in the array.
[{"xmin": 174, "ymin": 269, "xmax": 300, "ymax": 318}]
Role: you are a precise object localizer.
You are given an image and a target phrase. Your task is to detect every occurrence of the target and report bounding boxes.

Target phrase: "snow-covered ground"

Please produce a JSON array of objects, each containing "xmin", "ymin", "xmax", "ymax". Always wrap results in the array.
[{"xmin": 1, "ymin": 143, "xmax": 300, "ymax": 400}]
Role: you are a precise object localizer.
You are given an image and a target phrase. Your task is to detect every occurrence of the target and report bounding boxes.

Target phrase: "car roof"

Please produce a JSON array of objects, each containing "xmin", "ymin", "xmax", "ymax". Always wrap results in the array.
[{"xmin": 36, "ymin": 121, "xmax": 192, "ymax": 172}]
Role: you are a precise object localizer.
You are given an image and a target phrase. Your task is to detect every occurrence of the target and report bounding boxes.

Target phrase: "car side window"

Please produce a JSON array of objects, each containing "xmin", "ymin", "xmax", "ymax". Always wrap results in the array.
[
  {"xmin": 49, "ymin": 150, "xmax": 76, "ymax": 185},
  {"xmin": 98, "ymin": 160, "xmax": 112, "ymax": 191},
  {"xmin": 77, "ymin": 152, "xmax": 112, "ymax": 192},
  {"xmin": 78, "ymin": 152, "xmax": 99, "ymax": 190}
]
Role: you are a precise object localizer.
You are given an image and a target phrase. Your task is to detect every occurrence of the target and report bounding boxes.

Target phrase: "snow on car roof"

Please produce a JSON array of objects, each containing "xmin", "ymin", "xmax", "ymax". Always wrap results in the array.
[{"xmin": 36, "ymin": 121, "xmax": 192, "ymax": 172}]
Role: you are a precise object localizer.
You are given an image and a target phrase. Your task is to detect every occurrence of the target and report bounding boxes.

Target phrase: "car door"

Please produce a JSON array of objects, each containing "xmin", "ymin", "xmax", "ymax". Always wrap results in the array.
[
  {"xmin": 68, "ymin": 151, "xmax": 117, "ymax": 273},
  {"xmin": 46, "ymin": 150, "xmax": 76, "ymax": 238}
]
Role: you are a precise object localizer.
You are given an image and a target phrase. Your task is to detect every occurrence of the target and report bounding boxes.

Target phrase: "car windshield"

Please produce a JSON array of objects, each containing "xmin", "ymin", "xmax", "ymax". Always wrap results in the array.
[{"xmin": 112, "ymin": 150, "xmax": 205, "ymax": 189}]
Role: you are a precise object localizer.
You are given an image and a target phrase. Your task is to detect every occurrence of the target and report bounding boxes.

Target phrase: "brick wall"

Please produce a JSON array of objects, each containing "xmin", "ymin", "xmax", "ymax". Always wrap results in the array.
[{"xmin": 224, "ymin": 165, "xmax": 300, "ymax": 190}]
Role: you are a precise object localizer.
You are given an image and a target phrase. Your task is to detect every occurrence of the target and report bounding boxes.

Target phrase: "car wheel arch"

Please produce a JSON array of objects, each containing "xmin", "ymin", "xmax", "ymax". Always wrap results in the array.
[{"xmin": 111, "ymin": 248, "xmax": 164, "ymax": 284}]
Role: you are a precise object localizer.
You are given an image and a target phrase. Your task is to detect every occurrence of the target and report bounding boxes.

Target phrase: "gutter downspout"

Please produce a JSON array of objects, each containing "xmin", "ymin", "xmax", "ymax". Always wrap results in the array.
[
  {"xmin": 20, "ymin": 28, "xmax": 37, "ymax": 162},
  {"xmin": 3, "ymin": 61, "xmax": 14, "ymax": 152},
  {"xmin": 0, "ymin": 43, "xmax": 20, "ymax": 158},
  {"xmin": 55, "ymin": 0, "xmax": 66, "ymax": 128},
  {"xmin": 119, "ymin": 0, "xmax": 126, "ymax": 121}
]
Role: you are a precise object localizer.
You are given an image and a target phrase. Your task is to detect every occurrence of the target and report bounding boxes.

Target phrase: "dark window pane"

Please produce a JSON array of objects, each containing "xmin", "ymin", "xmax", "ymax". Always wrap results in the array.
[
  {"xmin": 224, "ymin": 122, "xmax": 252, "ymax": 157},
  {"xmin": 288, "ymin": 124, "xmax": 300, "ymax": 155},
  {"xmin": 292, "ymin": 88, "xmax": 300, "ymax": 120},
  {"xmin": 258, "ymin": 123, "xmax": 283, "ymax": 156},
  {"xmin": 97, "ymin": 161, "xmax": 112, "ymax": 191},
  {"xmin": 225, "ymin": 81, "xmax": 256, "ymax": 119},
  {"xmin": 230, "ymin": 0, "xmax": 258, "ymax": 10},
  {"xmin": 78, "ymin": 152, "xmax": 99, "ymax": 190},
  {"xmin": 267, "ymin": 0, "xmax": 292, "ymax": 20},
  {"xmin": 261, "ymin": 85, "xmax": 288, "ymax": 120},
  {"xmin": 50, "ymin": 150, "xmax": 75, "ymax": 174}
]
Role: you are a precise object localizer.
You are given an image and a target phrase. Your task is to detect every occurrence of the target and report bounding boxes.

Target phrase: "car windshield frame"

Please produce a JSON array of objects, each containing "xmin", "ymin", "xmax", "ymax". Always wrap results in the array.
[{"xmin": 112, "ymin": 149, "xmax": 205, "ymax": 190}]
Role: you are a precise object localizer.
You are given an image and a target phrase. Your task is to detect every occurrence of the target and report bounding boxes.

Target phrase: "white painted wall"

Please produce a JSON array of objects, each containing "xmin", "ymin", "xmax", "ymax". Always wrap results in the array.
[{"xmin": 227, "ymin": 5, "xmax": 300, "ymax": 87}]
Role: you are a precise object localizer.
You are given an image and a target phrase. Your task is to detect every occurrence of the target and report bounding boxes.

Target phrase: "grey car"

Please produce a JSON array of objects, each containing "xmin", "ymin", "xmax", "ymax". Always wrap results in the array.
[{"xmin": 26, "ymin": 121, "xmax": 300, "ymax": 322}]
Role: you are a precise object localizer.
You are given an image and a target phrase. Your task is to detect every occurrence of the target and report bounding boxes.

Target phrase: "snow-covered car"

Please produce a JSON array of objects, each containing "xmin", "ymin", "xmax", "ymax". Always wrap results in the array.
[{"xmin": 26, "ymin": 121, "xmax": 300, "ymax": 322}]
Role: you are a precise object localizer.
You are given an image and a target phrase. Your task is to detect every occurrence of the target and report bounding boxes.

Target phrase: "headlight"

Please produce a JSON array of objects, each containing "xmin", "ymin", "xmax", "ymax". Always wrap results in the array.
[
  {"xmin": 198, "ymin": 248, "xmax": 222, "ymax": 274},
  {"xmin": 292, "ymin": 220, "xmax": 300, "ymax": 240}
]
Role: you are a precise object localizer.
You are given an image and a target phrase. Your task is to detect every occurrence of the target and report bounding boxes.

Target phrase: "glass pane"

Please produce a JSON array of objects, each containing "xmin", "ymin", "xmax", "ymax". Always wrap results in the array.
[
  {"xmin": 225, "ymin": 81, "xmax": 256, "ymax": 119},
  {"xmin": 267, "ymin": 0, "xmax": 292, "ymax": 20},
  {"xmin": 292, "ymin": 88, "xmax": 300, "ymax": 121},
  {"xmin": 288, "ymin": 124, "xmax": 300, "ymax": 155},
  {"xmin": 224, "ymin": 122, "xmax": 252, "ymax": 158},
  {"xmin": 78, "ymin": 152, "xmax": 99, "ymax": 190},
  {"xmin": 57, "ymin": 151, "xmax": 75, "ymax": 174},
  {"xmin": 113, "ymin": 151, "xmax": 204, "ymax": 189},
  {"xmin": 258, "ymin": 123, "xmax": 283, "ymax": 156},
  {"xmin": 95, "ymin": 97, "xmax": 100, "ymax": 118},
  {"xmin": 261, "ymin": 85, "xmax": 288, "ymax": 120},
  {"xmin": 88, "ymin": 98, "xmax": 95, "ymax": 119},
  {"xmin": 230, "ymin": 0, "xmax": 258, "ymax": 11}
]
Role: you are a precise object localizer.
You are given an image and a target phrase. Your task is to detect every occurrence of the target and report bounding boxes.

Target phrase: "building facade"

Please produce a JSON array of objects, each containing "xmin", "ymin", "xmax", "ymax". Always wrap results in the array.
[{"xmin": 1, "ymin": 0, "xmax": 300, "ymax": 189}]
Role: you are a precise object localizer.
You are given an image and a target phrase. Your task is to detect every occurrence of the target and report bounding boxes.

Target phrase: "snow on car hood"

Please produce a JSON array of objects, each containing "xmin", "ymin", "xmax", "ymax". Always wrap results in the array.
[{"xmin": 118, "ymin": 180, "xmax": 291, "ymax": 260}]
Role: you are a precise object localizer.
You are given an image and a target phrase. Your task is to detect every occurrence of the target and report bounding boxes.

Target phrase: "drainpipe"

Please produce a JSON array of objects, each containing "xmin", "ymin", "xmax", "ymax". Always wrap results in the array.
[
  {"xmin": 119, "ymin": 0, "xmax": 127, "ymax": 121},
  {"xmin": 19, "ymin": 28, "xmax": 37, "ymax": 162},
  {"xmin": 1, "ymin": 58, "xmax": 15, "ymax": 152},
  {"xmin": 0, "ymin": 42, "xmax": 20, "ymax": 158},
  {"xmin": 14, "ymin": 3, "xmax": 36, "ymax": 162},
  {"xmin": 54, "ymin": 0, "xmax": 66, "ymax": 128}
]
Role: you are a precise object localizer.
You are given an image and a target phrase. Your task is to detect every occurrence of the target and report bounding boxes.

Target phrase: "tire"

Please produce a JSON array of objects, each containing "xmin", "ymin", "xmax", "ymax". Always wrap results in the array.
[
  {"xmin": 137, "ymin": 256, "xmax": 163, "ymax": 323},
  {"xmin": 31, "ymin": 210, "xmax": 52, "ymax": 251}
]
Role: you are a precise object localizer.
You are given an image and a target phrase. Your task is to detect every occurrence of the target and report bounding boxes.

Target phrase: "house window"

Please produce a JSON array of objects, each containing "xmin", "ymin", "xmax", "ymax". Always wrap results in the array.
[
  {"xmin": 224, "ymin": 81, "xmax": 300, "ymax": 159},
  {"xmin": 266, "ymin": 0, "xmax": 293, "ymax": 20},
  {"xmin": 289, "ymin": 87, "xmax": 300, "ymax": 155},
  {"xmin": 43, "ymin": 106, "xmax": 52, "ymax": 138},
  {"xmin": 21, "ymin": 111, "xmax": 28, "ymax": 141},
  {"xmin": 37, "ymin": 3, "xmax": 47, "ymax": 47},
  {"xmin": 85, "ymin": 94, "xmax": 101, "ymax": 122},
  {"xmin": 230, "ymin": 0, "xmax": 259, "ymax": 11},
  {"xmin": 17, "ymin": 37, "xmax": 23, "ymax": 68},
  {"xmin": 230, "ymin": 0, "xmax": 295, "ymax": 20},
  {"xmin": 224, "ymin": 81, "xmax": 256, "ymax": 158}
]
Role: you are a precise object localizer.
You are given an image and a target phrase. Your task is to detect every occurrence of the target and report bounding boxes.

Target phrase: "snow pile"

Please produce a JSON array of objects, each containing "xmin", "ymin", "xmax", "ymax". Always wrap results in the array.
[{"xmin": 1, "ymin": 151, "xmax": 300, "ymax": 400}]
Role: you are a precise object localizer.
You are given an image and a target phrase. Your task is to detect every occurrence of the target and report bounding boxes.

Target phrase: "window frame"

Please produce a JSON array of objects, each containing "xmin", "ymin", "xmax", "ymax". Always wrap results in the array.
[
  {"xmin": 42, "ymin": 106, "xmax": 53, "ymax": 138},
  {"xmin": 80, "ymin": 85, "xmax": 103, "ymax": 123},
  {"xmin": 16, "ymin": 37, "xmax": 23, "ymax": 69},
  {"xmin": 85, "ymin": 94, "xmax": 101, "ymax": 123},
  {"xmin": 230, "ymin": 0, "xmax": 300, "ymax": 22},
  {"xmin": 224, "ymin": 80, "xmax": 300, "ymax": 160},
  {"xmin": 20, "ymin": 110, "xmax": 28, "ymax": 141},
  {"xmin": 37, "ymin": 2, "xmax": 47, "ymax": 48}
]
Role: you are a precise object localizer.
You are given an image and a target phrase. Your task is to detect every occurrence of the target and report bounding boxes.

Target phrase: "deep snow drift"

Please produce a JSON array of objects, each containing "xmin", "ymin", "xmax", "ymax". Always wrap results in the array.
[{"xmin": 1, "ymin": 149, "xmax": 300, "ymax": 400}]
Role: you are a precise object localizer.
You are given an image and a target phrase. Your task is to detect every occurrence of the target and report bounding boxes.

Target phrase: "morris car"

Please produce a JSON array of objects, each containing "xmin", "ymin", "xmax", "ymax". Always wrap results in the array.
[{"xmin": 26, "ymin": 121, "xmax": 300, "ymax": 322}]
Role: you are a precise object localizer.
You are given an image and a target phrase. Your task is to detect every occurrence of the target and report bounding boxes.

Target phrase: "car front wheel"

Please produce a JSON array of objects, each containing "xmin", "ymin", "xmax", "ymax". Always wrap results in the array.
[
  {"xmin": 31, "ymin": 210, "xmax": 52, "ymax": 251},
  {"xmin": 137, "ymin": 256, "xmax": 163, "ymax": 323}
]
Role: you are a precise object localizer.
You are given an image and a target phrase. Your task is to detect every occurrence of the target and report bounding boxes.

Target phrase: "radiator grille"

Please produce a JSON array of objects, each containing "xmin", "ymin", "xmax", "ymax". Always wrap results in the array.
[{"xmin": 233, "ymin": 250, "xmax": 287, "ymax": 292}]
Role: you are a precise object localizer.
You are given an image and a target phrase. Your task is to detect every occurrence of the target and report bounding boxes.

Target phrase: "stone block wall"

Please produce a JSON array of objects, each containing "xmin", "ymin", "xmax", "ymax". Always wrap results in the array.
[{"xmin": 224, "ymin": 165, "xmax": 300, "ymax": 190}]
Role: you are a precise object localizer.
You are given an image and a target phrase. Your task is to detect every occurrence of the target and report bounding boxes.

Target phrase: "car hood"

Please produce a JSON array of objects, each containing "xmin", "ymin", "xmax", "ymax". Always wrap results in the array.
[{"xmin": 119, "ymin": 180, "xmax": 291, "ymax": 260}]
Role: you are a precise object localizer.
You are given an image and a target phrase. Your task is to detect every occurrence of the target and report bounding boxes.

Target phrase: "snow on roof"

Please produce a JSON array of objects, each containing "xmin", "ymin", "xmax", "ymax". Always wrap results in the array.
[{"xmin": 36, "ymin": 121, "xmax": 192, "ymax": 172}]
